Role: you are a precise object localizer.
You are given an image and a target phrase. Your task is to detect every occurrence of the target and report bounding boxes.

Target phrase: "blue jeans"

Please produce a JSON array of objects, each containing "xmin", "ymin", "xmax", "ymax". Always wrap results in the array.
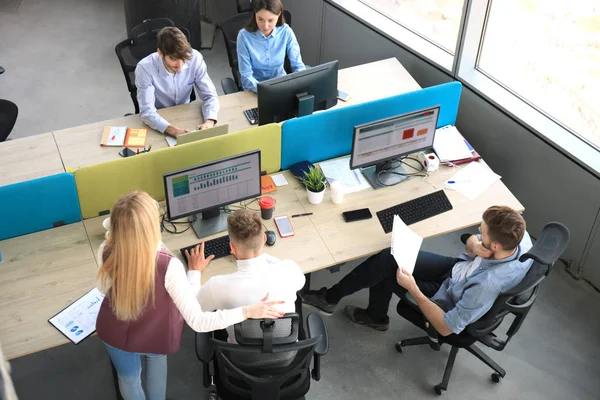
[{"xmin": 103, "ymin": 342, "xmax": 167, "ymax": 400}]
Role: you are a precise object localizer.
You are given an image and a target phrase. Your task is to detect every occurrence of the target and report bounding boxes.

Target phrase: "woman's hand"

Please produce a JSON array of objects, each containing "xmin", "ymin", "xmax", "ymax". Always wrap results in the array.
[
  {"xmin": 244, "ymin": 293, "xmax": 285, "ymax": 320},
  {"xmin": 184, "ymin": 242, "xmax": 214, "ymax": 272}
]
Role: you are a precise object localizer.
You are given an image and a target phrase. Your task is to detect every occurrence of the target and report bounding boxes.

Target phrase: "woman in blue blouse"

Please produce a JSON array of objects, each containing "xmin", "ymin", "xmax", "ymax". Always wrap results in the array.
[{"xmin": 236, "ymin": 0, "xmax": 306, "ymax": 92}]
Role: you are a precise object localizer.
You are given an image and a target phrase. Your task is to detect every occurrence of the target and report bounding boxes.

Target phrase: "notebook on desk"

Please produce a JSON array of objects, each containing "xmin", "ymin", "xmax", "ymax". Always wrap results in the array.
[
  {"xmin": 433, "ymin": 125, "xmax": 480, "ymax": 164},
  {"xmin": 165, "ymin": 124, "xmax": 229, "ymax": 147}
]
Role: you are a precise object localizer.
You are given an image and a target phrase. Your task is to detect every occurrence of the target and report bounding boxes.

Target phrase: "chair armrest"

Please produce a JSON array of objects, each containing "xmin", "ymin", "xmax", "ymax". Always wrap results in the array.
[
  {"xmin": 307, "ymin": 313, "xmax": 328, "ymax": 356},
  {"xmin": 221, "ymin": 77, "xmax": 240, "ymax": 95},
  {"xmin": 0, "ymin": 66, "xmax": 5, "ymax": 75},
  {"xmin": 195, "ymin": 331, "xmax": 214, "ymax": 362},
  {"xmin": 195, "ymin": 332, "xmax": 214, "ymax": 389}
]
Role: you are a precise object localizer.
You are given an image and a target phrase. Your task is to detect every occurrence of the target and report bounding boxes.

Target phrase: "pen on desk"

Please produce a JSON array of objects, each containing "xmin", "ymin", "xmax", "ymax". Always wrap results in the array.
[
  {"xmin": 136, "ymin": 148, "xmax": 139, "ymax": 155},
  {"xmin": 147, "ymin": 144, "xmax": 152, "ymax": 152},
  {"xmin": 447, "ymin": 179, "xmax": 470, "ymax": 184},
  {"xmin": 292, "ymin": 213, "xmax": 313, "ymax": 218}
]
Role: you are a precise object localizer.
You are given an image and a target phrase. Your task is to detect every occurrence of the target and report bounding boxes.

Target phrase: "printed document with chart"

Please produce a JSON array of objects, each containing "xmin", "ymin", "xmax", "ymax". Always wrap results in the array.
[
  {"xmin": 48, "ymin": 287, "xmax": 105, "ymax": 344},
  {"xmin": 390, "ymin": 215, "xmax": 423, "ymax": 274}
]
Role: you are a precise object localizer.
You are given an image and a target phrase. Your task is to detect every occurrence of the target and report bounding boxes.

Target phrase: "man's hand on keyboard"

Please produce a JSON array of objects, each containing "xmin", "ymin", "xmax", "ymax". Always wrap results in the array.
[{"xmin": 184, "ymin": 242, "xmax": 215, "ymax": 272}]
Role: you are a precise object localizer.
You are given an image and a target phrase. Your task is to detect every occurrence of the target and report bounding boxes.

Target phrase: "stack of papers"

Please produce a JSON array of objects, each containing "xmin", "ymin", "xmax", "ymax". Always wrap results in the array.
[
  {"xmin": 391, "ymin": 215, "xmax": 423, "ymax": 274},
  {"xmin": 318, "ymin": 157, "xmax": 371, "ymax": 194},
  {"xmin": 444, "ymin": 162, "xmax": 501, "ymax": 200},
  {"xmin": 433, "ymin": 125, "xmax": 473, "ymax": 162}
]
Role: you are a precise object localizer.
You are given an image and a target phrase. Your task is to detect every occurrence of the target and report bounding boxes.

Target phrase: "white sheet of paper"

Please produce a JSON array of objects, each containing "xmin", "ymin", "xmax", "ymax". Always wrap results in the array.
[
  {"xmin": 271, "ymin": 174, "xmax": 289, "ymax": 186},
  {"xmin": 391, "ymin": 215, "xmax": 423, "ymax": 274},
  {"xmin": 49, "ymin": 287, "xmax": 105, "ymax": 344},
  {"xmin": 433, "ymin": 125, "xmax": 473, "ymax": 162},
  {"xmin": 165, "ymin": 136, "xmax": 177, "ymax": 147},
  {"xmin": 318, "ymin": 156, "xmax": 371, "ymax": 194},
  {"xmin": 106, "ymin": 126, "xmax": 127, "ymax": 146},
  {"xmin": 444, "ymin": 162, "xmax": 501, "ymax": 200}
]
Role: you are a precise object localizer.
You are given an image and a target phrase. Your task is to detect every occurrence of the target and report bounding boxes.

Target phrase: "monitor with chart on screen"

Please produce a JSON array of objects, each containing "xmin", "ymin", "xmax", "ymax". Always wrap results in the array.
[
  {"xmin": 350, "ymin": 106, "xmax": 440, "ymax": 189},
  {"xmin": 163, "ymin": 150, "xmax": 262, "ymax": 238}
]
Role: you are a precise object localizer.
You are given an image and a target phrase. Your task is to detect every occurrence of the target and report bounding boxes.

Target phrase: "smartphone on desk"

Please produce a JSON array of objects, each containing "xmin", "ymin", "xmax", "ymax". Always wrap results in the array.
[
  {"xmin": 342, "ymin": 208, "xmax": 372, "ymax": 223},
  {"xmin": 119, "ymin": 147, "xmax": 136, "ymax": 157},
  {"xmin": 274, "ymin": 216, "xmax": 295, "ymax": 238}
]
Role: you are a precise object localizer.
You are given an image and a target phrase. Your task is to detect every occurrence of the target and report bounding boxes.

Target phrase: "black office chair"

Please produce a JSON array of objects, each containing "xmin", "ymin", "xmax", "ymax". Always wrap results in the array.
[
  {"xmin": 236, "ymin": 0, "xmax": 252, "ymax": 13},
  {"xmin": 114, "ymin": 19, "xmax": 194, "ymax": 114},
  {"xmin": 219, "ymin": 9, "xmax": 293, "ymax": 94},
  {"xmin": 395, "ymin": 222, "xmax": 570, "ymax": 395},
  {"xmin": 0, "ymin": 67, "xmax": 18, "ymax": 142},
  {"xmin": 196, "ymin": 313, "xmax": 328, "ymax": 400}
]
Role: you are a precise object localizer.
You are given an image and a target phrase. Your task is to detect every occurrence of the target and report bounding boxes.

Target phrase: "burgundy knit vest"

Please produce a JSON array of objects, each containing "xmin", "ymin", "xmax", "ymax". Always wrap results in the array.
[{"xmin": 96, "ymin": 248, "xmax": 184, "ymax": 355}]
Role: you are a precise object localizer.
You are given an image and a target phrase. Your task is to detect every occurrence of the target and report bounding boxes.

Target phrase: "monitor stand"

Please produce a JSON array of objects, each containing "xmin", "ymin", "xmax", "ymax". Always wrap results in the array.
[
  {"xmin": 189, "ymin": 207, "xmax": 229, "ymax": 239},
  {"xmin": 296, "ymin": 92, "xmax": 315, "ymax": 118},
  {"xmin": 360, "ymin": 160, "xmax": 410, "ymax": 190}
]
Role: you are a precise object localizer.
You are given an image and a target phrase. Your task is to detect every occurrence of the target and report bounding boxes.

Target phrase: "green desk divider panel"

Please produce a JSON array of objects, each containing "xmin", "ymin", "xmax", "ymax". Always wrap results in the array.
[{"xmin": 75, "ymin": 124, "xmax": 281, "ymax": 219}]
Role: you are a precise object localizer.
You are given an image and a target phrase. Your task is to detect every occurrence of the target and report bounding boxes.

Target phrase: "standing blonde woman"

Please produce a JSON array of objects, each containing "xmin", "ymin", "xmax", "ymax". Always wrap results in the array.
[{"xmin": 95, "ymin": 191, "xmax": 284, "ymax": 400}]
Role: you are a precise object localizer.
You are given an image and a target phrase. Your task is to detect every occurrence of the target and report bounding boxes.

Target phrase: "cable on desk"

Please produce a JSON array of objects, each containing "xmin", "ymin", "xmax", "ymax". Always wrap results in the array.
[
  {"xmin": 376, "ymin": 156, "xmax": 427, "ymax": 187},
  {"xmin": 161, "ymin": 211, "xmax": 196, "ymax": 234}
]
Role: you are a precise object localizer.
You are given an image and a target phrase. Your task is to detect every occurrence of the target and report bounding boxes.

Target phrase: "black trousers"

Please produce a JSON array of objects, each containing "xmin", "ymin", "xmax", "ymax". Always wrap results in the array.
[{"xmin": 332, "ymin": 249, "xmax": 459, "ymax": 323}]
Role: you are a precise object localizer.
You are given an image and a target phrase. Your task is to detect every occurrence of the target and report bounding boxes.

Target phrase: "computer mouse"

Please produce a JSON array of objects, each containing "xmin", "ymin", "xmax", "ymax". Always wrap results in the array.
[{"xmin": 265, "ymin": 230, "xmax": 276, "ymax": 246}]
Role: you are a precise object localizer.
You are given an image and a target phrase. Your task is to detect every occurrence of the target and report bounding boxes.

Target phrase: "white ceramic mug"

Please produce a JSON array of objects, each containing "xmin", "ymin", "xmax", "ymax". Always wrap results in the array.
[{"xmin": 330, "ymin": 180, "xmax": 345, "ymax": 204}]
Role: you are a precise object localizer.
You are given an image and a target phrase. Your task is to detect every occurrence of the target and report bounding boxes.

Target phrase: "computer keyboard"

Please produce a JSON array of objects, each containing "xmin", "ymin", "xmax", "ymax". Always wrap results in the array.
[
  {"xmin": 180, "ymin": 235, "xmax": 231, "ymax": 264},
  {"xmin": 376, "ymin": 190, "xmax": 453, "ymax": 233},
  {"xmin": 243, "ymin": 108, "xmax": 259, "ymax": 125}
]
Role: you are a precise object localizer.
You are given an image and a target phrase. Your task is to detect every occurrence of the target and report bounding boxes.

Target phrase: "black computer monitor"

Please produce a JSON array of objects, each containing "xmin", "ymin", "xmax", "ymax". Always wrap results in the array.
[
  {"xmin": 163, "ymin": 150, "xmax": 262, "ymax": 238},
  {"xmin": 257, "ymin": 60, "xmax": 339, "ymax": 125},
  {"xmin": 350, "ymin": 106, "xmax": 440, "ymax": 189}
]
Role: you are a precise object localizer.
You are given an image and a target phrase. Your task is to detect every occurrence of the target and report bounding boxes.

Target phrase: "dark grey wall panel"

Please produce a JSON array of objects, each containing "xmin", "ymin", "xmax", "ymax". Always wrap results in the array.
[
  {"xmin": 282, "ymin": 0, "xmax": 324, "ymax": 66},
  {"xmin": 456, "ymin": 87, "xmax": 600, "ymax": 266},
  {"xmin": 321, "ymin": 3, "xmax": 451, "ymax": 88}
]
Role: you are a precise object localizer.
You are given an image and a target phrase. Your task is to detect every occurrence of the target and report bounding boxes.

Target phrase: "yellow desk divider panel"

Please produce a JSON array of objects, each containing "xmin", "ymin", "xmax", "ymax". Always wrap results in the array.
[{"xmin": 74, "ymin": 124, "xmax": 282, "ymax": 219}]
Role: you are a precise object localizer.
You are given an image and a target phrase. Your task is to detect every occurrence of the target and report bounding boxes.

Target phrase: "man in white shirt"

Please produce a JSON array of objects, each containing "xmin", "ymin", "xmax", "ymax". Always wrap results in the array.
[
  {"xmin": 198, "ymin": 210, "xmax": 305, "ymax": 342},
  {"xmin": 135, "ymin": 27, "xmax": 220, "ymax": 137}
]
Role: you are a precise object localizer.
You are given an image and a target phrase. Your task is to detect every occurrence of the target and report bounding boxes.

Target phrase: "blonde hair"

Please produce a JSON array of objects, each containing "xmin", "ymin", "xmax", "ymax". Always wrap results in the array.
[
  {"xmin": 97, "ymin": 191, "xmax": 162, "ymax": 321},
  {"xmin": 227, "ymin": 210, "xmax": 264, "ymax": 251}
]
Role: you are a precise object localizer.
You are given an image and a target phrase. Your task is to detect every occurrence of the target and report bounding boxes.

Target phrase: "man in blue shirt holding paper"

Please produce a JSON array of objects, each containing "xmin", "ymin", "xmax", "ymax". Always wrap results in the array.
[
  {"xmin": 301, "ymin": 206, "xmax": 532, "ymax": 336},
  {"xmin": 135, "ymin": 27, "xmax": 220, "ymax": 137}
]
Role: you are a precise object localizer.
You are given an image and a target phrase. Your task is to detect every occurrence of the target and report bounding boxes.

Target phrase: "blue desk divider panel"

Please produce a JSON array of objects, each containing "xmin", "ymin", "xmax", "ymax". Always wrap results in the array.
[
  {"xmin": 0, "ymin": 173, "xmax": 82, "ymax": 241},
  {"xmin": 280, "ymin": 81, "xmax": 462, "ymax": 169}
]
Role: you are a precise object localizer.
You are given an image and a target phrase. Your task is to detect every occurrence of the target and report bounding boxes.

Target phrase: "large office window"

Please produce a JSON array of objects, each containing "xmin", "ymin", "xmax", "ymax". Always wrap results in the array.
[
  {"xmin": 478, "ymin": 0, "xmax": 600, "ymax": 149},
  {"xmin": 359, "ymin": 0, "xmax": 465, "ymax": 53}
]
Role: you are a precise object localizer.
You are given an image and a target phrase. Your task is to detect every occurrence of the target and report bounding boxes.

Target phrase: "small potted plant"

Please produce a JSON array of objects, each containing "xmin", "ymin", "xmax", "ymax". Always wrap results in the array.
[{"xmin": 300, "ymin": 166, "xmax": 326, "ymax": 205}]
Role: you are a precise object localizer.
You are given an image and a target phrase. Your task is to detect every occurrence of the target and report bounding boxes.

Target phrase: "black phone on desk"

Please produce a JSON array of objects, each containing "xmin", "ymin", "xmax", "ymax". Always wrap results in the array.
[
  {"xmin": 119, "ymin": 147, "xmax": 136, "ymax": 157},
  {"xmin": 342, "ymin": 208, "xmax": 372, "ymax": 222}
]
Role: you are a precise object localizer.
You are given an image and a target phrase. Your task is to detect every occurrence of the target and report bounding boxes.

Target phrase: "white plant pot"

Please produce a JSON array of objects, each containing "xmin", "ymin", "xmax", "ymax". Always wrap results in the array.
[{"xmin": 306, "ymin": 187, "xmax": 325, "ymax": 205}]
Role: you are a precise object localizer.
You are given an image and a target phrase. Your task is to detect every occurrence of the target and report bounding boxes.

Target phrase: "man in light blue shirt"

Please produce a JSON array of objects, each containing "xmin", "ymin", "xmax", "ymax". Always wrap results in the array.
[
  {"xmin": 135, "ymin": 27, "xmax": 219, "ymax": 136},
  {"xmin": 301, "ymin": 206, "xmax": 533, "ymax": 336},
  {"xmin": 236, "ymin": 0, "xmax": 305, "ymax": 92}
]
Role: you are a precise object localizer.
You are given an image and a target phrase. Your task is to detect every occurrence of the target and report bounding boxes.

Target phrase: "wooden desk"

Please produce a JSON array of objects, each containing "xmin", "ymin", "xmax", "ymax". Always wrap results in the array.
[
  {"xmin": 53, "ymin": 58, "xmax": 418, "ymax": 170},
  {"xmin": 293, "ymin": 161, "xmax": 524, "ymax": 264},
  {"xmin": 0, "ymin": 223, "xmax": 98, "ymax": 360},
  {"xmin": 83, "ymin": 171, "xmax": 335, "ymax": 285},
  {"xmin": 0, "ymin": 132, "xmax": 64, "ymax": 186}
]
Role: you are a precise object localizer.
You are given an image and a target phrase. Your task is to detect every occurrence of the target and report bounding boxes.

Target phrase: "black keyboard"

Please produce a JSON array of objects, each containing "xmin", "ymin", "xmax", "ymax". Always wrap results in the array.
[
  {"xmin": 243, "ymin": 108, "xmax": 259, "ymax": 125},
  {"xmin": 376, "ymin": 190, "xmax": 453, "ymax": 233},
  {"xmin": 180, "ymin": 235, "xmax": 231, "ymax": 265}
]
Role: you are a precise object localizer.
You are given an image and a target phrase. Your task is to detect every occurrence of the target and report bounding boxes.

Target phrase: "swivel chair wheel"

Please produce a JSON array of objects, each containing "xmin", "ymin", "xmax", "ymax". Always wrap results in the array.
[
  {"xmin": 208, "ymin": 390, "xmax": 218, "ymax": 400},
  {"xmin": 491, "ymin": 372, "xmax": 502, "ymax": 383},
  {"xmin": 395, "ymin": 343, "xmax": 403, "ymax": 353},
  {"xmin": 434, "ymin": 384, "xmax": 445, "ymax": 395}
]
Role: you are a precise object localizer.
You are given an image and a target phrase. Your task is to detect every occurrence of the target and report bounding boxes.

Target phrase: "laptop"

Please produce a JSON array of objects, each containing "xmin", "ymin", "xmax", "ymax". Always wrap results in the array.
[{"xmin": 165, "ymin": 124, "xmax": 229, "ymax": 147}]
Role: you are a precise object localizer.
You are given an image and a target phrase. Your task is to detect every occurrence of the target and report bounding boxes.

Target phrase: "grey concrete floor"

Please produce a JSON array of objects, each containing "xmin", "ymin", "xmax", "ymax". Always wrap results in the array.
[{"xmin": 2, "ymin": 1, "xmax": 600, "ymax": 399}]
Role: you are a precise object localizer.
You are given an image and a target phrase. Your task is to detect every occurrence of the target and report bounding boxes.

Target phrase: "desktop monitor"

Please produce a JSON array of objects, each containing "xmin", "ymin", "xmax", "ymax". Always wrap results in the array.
[
  {"xmin": 257, "ymin": 60, "xmax": 339, "ymax": 125},
  {"xmin": 163, "ymin": 150, "xmax": 262, "ymax": 238},
  {"xmin": 350, "ymin": 106, "xmax": 440, "ymax": 189}
]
